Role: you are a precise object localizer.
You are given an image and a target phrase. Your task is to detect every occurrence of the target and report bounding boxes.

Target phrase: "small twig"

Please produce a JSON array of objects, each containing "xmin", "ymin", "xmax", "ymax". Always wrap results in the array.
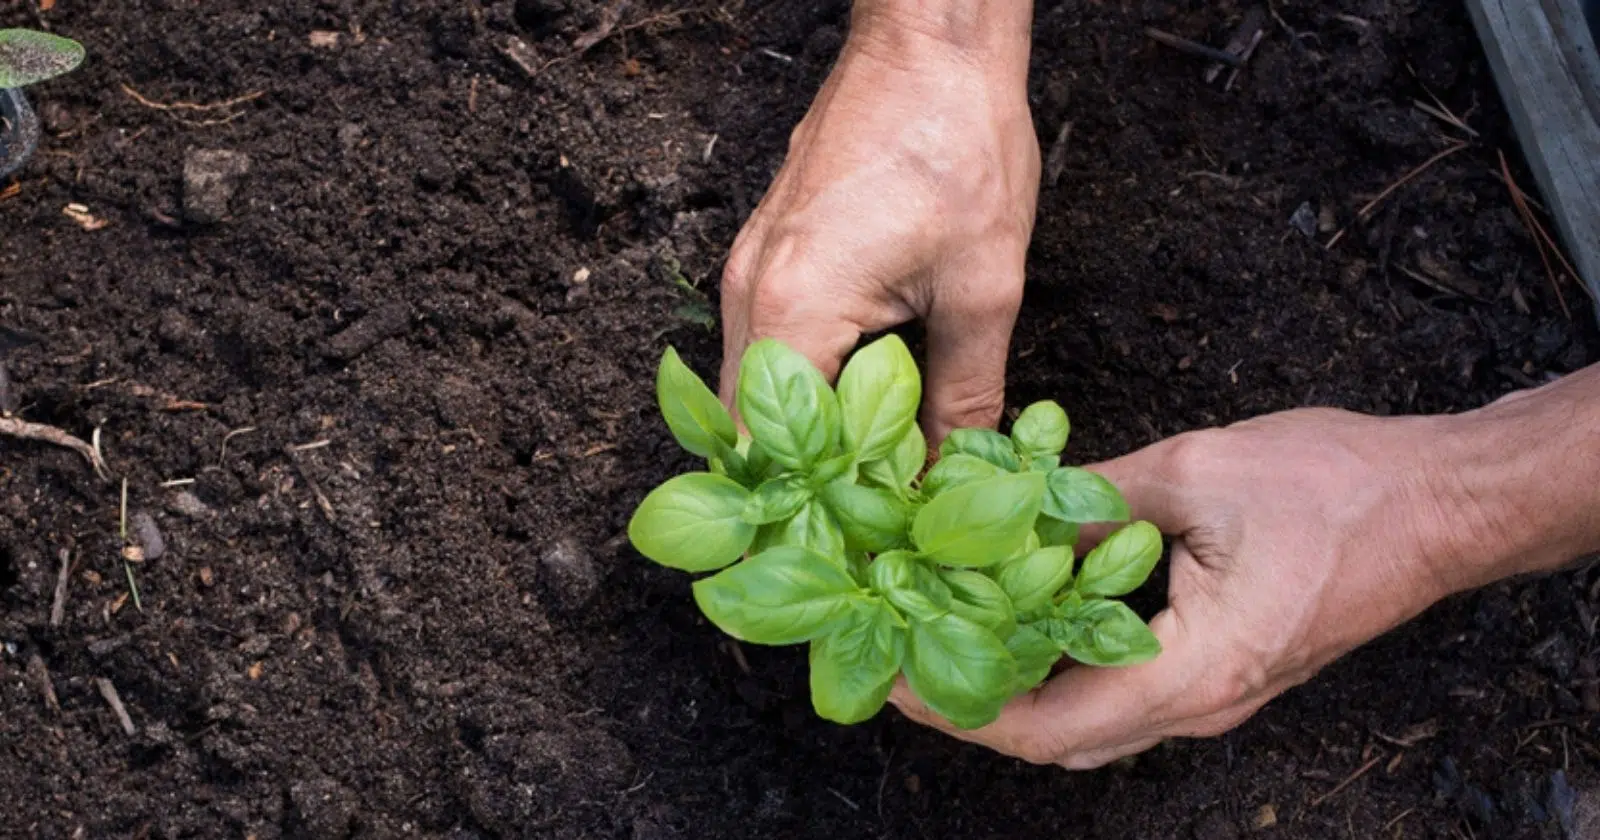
[
  {"xmin": 217, "ymin": 426, "xmax": 256, "ymax": 466},
  {"xmin": 1144, "ymin": 27, "xmax": 1244, "ymax": 67},
  {"xmin": 158, "ymin": 478, "xmax": 195, "ymax": 488},
  {"xmin": 0, "ymin": 415, "xmax": 109, "ymax": 479},
  {"xmin": 1499, "ymin": 149, "xmax": 1572, "ymax": 319},
  {"xmin": 49, "ymin": 548, "xmax": 71, "ymax": 626},
  {"xmin": 94, "ymin": 677, "xmax": 137, "ymax": 736},
  {"xmin": 1383, "ymin": 807, "xmax": 1416, "ymax": 832},
  {"xmin": 725, "ymin": 640, "xmax": 751, "ymax": 675},
  {"xmin": 287, "ymin": 439, "xmax": 332, "ymax": 452},
  {"xmin": 286, "ymin": 445, "xmax": 337, "ymax": 522},
  {"xmin": 1324, "ymin": 142, "xmax": 1469, "ymax": 249},
  {"xmin": 1413, "ymin": 100, "xmax": 1478, "ymax": 138},
  {"xmin": 825, "ymin": 787, "xmax": 861, "ymax": 812},
  {"xmin": 1309, "ymin": 754, "xmax": 1383, "ymax": 808}
]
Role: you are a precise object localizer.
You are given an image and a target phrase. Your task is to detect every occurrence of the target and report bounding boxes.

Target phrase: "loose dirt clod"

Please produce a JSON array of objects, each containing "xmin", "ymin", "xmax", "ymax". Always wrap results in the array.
[{"xmin": 182, "ymin": 149, "xmax": 252, "ymax": 224}]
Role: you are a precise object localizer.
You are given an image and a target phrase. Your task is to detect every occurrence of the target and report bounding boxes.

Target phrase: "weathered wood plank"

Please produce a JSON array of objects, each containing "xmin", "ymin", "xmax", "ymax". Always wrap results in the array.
[{"xmin": 1465, "ymin": 0, "xmax": 1600, "ymax": 319}]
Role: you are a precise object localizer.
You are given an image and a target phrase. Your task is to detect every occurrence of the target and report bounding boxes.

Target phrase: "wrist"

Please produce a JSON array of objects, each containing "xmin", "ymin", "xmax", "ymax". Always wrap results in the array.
[
  {"xmin": 1412, "ymin": 365, "xmax": 1600, "ymax": 594},
  {"xmin": 848, "ymin": 0, "xmax": 1034, "ymax": 83}
]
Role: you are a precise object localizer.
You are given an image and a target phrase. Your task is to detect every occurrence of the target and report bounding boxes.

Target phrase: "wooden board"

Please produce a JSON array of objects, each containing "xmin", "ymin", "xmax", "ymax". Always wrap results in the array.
[{"xmin": 1465, "ymin": 0, "xmax": 1600, "ymax": 319}]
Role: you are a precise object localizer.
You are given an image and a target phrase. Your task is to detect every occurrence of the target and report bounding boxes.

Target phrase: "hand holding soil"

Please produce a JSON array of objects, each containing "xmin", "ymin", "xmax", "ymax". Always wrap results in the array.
[
  {"xmin": 890, "ymin": 366, "xmax": 1600, "ymax": 767},
  {"xmin": 717, "ymin": 0, "xmax": 1040, "ymax": 442}
]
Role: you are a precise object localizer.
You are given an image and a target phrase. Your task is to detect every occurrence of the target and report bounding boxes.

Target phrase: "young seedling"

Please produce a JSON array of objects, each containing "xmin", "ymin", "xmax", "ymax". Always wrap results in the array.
[
  {"xmin": 629, "ymin": 336, "xmax": 1166, "ymax": 730},
  {"xmin": 0, "ymin": 28, "xmax": 85, "ymax": 178}
]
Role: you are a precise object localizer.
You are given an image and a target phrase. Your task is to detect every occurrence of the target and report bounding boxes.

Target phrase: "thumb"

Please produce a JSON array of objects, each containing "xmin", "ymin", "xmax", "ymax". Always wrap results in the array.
[
  {"xmin": 1075, "ymin": 433, "xmax": 1202, "ymax": 548},
  {"xmin": 920, "ymin": 254, "xmax": 1024, "ymax": 443}
]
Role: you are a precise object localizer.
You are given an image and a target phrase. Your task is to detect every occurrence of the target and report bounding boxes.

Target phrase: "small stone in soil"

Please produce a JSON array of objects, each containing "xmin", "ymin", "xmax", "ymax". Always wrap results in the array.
[
  {"xmin": 131, "ymin": 511, "xmax": 165, "ymax": 561},
  {"xmin": 182, "ymin": 149, "xmax": 252, "ymax": 224},
  {"xmin": 1289, "ymin": 201, "xmax": 1318, "ymax": 238},
  {"xmin": 537, "ymin": 538, "xmax": 600, "ymax": 611}
]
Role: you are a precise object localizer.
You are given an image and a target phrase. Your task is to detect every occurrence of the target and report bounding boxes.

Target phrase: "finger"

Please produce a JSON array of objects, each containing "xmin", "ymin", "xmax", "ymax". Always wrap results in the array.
[
  {"xmin": 1074, "ymin": 434, "xmax": 1201, "ymax": 548},
  {"xmin": 919, "ymin": 251, "xmax": 1024, "ymax": 443},
  {"xmin": 718, "ymin": 218, "xmax": 767, "ymax": 409},
  {"xmin": 1057, "ymin": 736, "xmax": 1165, "ymax": 771}
]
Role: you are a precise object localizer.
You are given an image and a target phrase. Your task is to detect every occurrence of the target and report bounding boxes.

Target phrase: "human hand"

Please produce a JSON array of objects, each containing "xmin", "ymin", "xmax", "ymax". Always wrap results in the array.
[
  {"xmin": 887, "ymin": 407, "xmax": 1517, "ymax": 768},
  {"xmin": 718, "ymin": 2, "xmax": 1040, "ymax": 441}
]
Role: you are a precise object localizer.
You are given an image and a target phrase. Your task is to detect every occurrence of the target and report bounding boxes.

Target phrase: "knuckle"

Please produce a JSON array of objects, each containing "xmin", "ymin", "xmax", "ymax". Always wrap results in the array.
[
  {"xmin": 1010, "ymin": 733, "xmax": 1066, "ymax": 766},
  {"xmin": 1158, "ymin": 430, "xmax": 1221, "ymax": 486}
]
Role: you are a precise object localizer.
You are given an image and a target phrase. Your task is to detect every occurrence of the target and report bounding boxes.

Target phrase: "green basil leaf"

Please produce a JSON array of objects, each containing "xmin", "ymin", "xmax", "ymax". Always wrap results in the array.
[
  {"xmin": 846, "ymin": 552, "xmax": 872, "ymax": 587},
  {"xmin": 1029, "ymin": 454, "xmax": 1062, "ymax": 472},
  {"xmin": 993, "ymin": 545, "xmax": 1075, "ymax": 613},
  {"xmin": 708, "ymin": 436, "xmax": 758, "ymax": 488},
  {"xmin": 810, "ymin": 453, "xmax": 858, "ymax": 487},
  {"xmin": 1005, "ymin": 624, "xmax": 1062, "ymax": 694},
  {"xmin": 861, "ymin": 423, "xmax": 927, "ymax": 495},
  {"xmin": 742, "ymin": 477, "xmax": 812, "ymax": 525},
  {"xmin": 656, "ymin": 346, "xmax": 738, "ymax": 458},
  {"xmin": 904, "ymin": 613, "xmax": 1017, "ymax": 730},
  {"xmin": 819, "ymin": 480, "xmax": 911, "ymax": 553},
  {"xmin": 750, "ymin": 499, "xmax": 847, "ymax": 559},
  {"xmin": 1034, "ymin": 516, "xmax": 1080, "ymax": 549},
  {"xmin": 743, "ymin": 438, "xmax": 784, "ymax": 484},
  {"xmin": 836, "ymin": 334, "xmax": 922, "ymax": 462},
  {"xmin": 919, "ymin": 453, "xmax": 1003, "ymax": 498},
  {"xmin": 1076, "ymin": 520, "xmax": 1163, "ymax": 597},
  {"xmin": 736, "ymin": 339, "xmax": 840, "ymax": 470},
  {"xmin": 691, "ymin": 546, "xmax": 861, "ymax": 645},
  {"xmin": 1010, "ymin": 400, "xmax": 1070, "ymax": 457},
  {"xmin": 809, "ymin": 596, "xmax": 907, "ymax": 724},
  {"xmin": 911, "ymin": 473, "xmax": 1045, "ymax": 568},
  {"xmin": 1042, "ymin": 467, "xmax": 1131, "ymax": 524},
  {"xmin": 868, "ymin": 550, "xmax": 952, "ymax": 622},
  {"xmin": 940, "ymin": 569, "xmax": 1016, "ymax": 638},
  {"xmin": 1054, "ymin": 599, "xmax": 1161, "ymax": 667},
  {"xmin": 628, "ymin": 473, "xmax": 756, "ymax": 572},
  {"xmin": 939, "ymin": 428, "xmax": 1021, "ymax": 472}
]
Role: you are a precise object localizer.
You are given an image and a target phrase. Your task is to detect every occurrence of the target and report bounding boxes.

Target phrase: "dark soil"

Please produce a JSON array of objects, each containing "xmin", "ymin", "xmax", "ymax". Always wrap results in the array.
[{"xmin": 2, "ymin": 1, "xmax": 1598, "ymax": 838}]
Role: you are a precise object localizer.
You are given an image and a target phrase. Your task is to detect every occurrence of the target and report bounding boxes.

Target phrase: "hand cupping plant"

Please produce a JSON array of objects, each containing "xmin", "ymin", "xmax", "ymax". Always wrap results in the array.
[{"xmin": 629, "ymin": 336, "xmax": 1165, "ymax": 729}]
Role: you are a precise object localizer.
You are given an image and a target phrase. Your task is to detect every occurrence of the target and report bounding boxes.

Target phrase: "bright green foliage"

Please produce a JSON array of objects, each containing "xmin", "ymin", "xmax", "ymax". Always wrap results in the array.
[
  {"xmin": 0, "ymin": 29, "xmax": 84, "ymax": 90},
  {"xmin": 629, "ymin": 336, "xmax": 1166, "ymax": 728}
]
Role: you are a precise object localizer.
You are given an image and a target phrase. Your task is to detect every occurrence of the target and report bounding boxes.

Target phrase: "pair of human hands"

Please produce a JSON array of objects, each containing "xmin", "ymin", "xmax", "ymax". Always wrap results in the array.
[{"xmin": 712, "ymin": 13, "xmax": 1547, "ymax": 769}]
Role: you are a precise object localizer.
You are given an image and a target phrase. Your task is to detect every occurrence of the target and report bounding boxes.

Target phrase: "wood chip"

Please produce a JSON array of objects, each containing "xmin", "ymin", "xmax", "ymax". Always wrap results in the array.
[
  {"xmin": 309, "ymin": 30, "xmax": 341, "ymax": 48},
  {"xmin": 27, "ymin": 655, "xmax": 60, "ymax": 714},
  {"xmin": 1253, "ymin": 804, "xmax": 1278, "ymax": 829}
]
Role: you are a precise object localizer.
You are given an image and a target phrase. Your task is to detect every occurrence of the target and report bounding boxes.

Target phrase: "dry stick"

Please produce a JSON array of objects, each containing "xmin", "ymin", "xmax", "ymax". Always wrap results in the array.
[
  {"xmin": 1499, "ymin": 149, "xmax": 1573, "ymax": 319},
  {"xmin": 1308, "ymin": 754, "xmax": 1383, "ymax": 808},
  {"xmin": 1324, "ymin": 142, "xmax": 1470, "ymax": 249},
  {"xmin": 1144, "ymin": 27, "xmax": 1245, "ymax": 66},
  {"xmin": 1502, "ymin": 161, "xmax": 1594, "ymax": 306},
  {"xmin": 94, "ymin": 678, "xmax": 137, "ymax": 736},
  {"xmin": 49, "ymin": 548, "xmax": 71, "ymax": 626},
  {"xmin": 0, "ymin": 416, "xmax": 109, "ymax": 479}
]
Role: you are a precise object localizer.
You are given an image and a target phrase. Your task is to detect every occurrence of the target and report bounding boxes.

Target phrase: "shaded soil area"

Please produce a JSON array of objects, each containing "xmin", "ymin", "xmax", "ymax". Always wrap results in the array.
[{"xmin": 2, "ymin": 1, "xmax": 1598, "ymax": 838}]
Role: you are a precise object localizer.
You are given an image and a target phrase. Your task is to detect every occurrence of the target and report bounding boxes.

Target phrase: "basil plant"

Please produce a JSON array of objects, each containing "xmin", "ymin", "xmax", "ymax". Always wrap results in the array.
[{"xmin": 628, "ymin": 336, "xmax": 1164, "ymax": 730}]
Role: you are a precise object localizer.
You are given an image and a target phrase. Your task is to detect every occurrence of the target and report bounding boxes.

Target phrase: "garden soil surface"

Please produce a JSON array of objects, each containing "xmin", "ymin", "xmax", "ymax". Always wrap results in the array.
[{"xmin": 2, "ymin": 1, "xmax": 1599, "ymax": 838}]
